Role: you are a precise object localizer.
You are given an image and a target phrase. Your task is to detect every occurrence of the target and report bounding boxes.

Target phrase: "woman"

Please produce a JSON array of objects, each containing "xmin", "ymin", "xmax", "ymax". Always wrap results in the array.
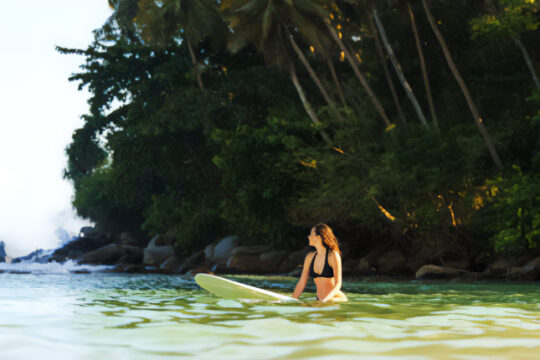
[{"xmin": 292, "ymin": 223, "xmax": 348, "ymax": 302}]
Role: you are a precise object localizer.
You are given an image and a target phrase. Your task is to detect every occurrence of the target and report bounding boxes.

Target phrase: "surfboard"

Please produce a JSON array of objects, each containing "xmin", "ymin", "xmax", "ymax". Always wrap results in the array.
[{"xmin": 194, "ymin": 273, "xmax": 299, "ymax": 302}]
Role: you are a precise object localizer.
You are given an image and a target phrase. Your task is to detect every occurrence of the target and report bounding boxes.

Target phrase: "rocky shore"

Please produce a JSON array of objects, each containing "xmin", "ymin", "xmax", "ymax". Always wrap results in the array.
[{"xmin": 4, "ymin": 227, "xmax": 539, "ymax": 281}]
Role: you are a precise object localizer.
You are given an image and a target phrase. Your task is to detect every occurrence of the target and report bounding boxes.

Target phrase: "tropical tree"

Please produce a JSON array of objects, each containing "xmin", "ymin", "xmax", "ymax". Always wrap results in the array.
[
  {"xmin": 326, "ymin": 59, "xmax": 348, "ymax": 107},
  {"xmin": 107, "ymin": 0, "xmax": 228, "ymax": 90},
  {"xmin": 407, "ymin": 1, "xmax": 438, "ymax": 126},
  {"xmin": 371, "ymin": 5, "xmax": 429, "ymax": 126},
  {"xmin": 324, "ymin": 10, "xmax": 393, "ymax": 127},
  {"xmin": 472, "ymin": 0, "xmax": 540, "ymax": 94},
  {"xmin": 366, "ymin": 9, "xmax": 407, "ymax": 123},
  {"xmin": 222, "ymin": 0, "xmax": 335, "ymax": 145},
  {"xmin": 422, "ymin": 0, "xmax": 503, "ymax": 170},
  {"xmin": 288, "ymin": 31, "xmax": 346, "ymax": 122}
]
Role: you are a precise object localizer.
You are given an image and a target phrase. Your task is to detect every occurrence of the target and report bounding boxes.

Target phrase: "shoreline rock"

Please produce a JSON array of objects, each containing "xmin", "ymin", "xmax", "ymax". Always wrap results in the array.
[
  {"xmin": 415, "ymin": 264, "xmax": 467, "ymax": 280},
  {"xmin": 8, "ymin": 226, "xmax": 540, "ymax": 281}
]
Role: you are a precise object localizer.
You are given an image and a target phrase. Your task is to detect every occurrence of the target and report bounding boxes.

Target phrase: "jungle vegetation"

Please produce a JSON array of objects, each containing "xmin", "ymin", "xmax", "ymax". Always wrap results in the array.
[{"xmin": 60, "ymin": 0, "xmax": 540, "ymax": 262}]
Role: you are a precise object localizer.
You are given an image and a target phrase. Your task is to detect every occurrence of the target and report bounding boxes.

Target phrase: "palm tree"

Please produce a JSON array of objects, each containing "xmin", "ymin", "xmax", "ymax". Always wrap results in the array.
[
  {"xmin": 366, "ymin": 10, "xmax": 406, "ymax": 123},
  {"xmin": 157, "ymin": 0, "xmax": 228, "ymax": 90},
  {"xmin": 223, "ymin": 0, "xmax": 335, "ymax": 145},
  {"xmin": 512, "ymin": 36, "xmax": 540, "ymax": 94},
  {"xmin": 287, "ymin": 30, "xmax": 346, "ymax": 122},
  {"xmin": 422, "ymin": 0, "xmax": 503, "ymax": 170},
  {"xmin": 324, "ymin": 17, "xmax": 393, "ymax": 127},
  {"xmin": 225, "ymin": 0, "xmax": 394, "ymax": 128},
  {"xmin": 326, "ymin": 59, "xmax": 348, "ymax": 107},
  {"xmin": 108, "ymin": 0, "xmax": 228, "ymax": 90},
  {"xmin": 371, "ymin": 6, "xmax": 428, "ymax": 126},
  {"xmin": 407, "ymin": 1, "xmax": 438, "ymax": 126}
]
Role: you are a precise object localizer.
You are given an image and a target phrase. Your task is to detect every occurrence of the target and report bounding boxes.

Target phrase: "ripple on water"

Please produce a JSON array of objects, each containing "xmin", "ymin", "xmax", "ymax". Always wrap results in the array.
[{"xmin": 1, "ymin": 273, "xmax": 540, "ymax": 359}]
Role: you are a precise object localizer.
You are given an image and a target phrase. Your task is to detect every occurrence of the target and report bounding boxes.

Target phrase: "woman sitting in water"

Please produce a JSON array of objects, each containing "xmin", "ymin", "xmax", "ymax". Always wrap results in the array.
[{"xmin": 292, "ymin": 223, "xmax": 348, "ymax": 302}]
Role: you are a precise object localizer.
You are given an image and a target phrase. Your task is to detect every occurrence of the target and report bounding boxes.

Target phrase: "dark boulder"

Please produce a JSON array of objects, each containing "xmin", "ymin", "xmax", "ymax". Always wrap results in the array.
[
  {"xmin": 278, "ymin": 247, "xmax": 312, "ymax": 273},
  {"xmin": 376, "ymin": 250, "xmax": 407, "ymax": 275},
  {"xmin": 119, "ymin": 232, "xmax": 149, "ymax": 248},
  {"xmin": 260, "ymin": 251, "xmax": 287, "ymax": 269},
  {"xmin": 159, "ymin": 256, "xmax": 184, "ymax": 273},
  {"xmin": 231, "ymin": 245, "xmax": 272, "ymax": 256},
  {"xmin": 80, "ymin": 226, "xmax": 99, "ymax": 238},
  {"xmin": 225, "ymin": 250, "xmax": 286, "ymax": 274},
  {"xmin": 143, "ymin": 236, "xmax": 176, "ymax": 267},
  {"xmin": 415, "ymin": 264, "xmax": 466, "ymax": 279},
  {"xmin": 185, "ymin": 267, "xmax": 213, "ymax": 277},
  {"xmin": 111, "ymin": 263, "xmax": 144, "ymax": 273},
  {"xmin": 356, "ymin": 258, "xmax": 376, "ymax": 275},
  {"xmin": 205, "ymin": 236, "xmax": 239, "ymax": 265},
  {"xmin": 50, "ymin": 230, "xmax": 112, "ymax": 263},
  {"xmin": 78, "ymin": 244, "xmax": 143, "ymax": 265},
  {"xmin": 176, "ymin": 251, "xmax": 206, "ymax": 274},
  {"xmin": 226, "ymin": 254, "xmax": 270, "ymax": 273},
  {"xmin": 363, "ymin": 245, "xmax": 391, "ymax": 267},
  {"xmin": 483, "ymin": 259, "xmax": 516, "ymax": 278},
  {"xmin": 509, "ymin": 256, "xmax": 540, "ymax": 280}
]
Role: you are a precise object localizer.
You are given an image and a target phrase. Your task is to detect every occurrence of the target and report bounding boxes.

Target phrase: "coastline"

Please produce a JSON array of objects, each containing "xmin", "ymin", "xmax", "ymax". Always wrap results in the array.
[{"xmin": 4, "ymin": 226, "xmax": 539, "ymax": 282}]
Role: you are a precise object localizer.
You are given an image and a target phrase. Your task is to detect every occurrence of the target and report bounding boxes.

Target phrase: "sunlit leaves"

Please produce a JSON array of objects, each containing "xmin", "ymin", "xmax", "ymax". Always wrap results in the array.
[{"xmin": 471, "ymin": 0, "xmax": 539, "ymax": 39}]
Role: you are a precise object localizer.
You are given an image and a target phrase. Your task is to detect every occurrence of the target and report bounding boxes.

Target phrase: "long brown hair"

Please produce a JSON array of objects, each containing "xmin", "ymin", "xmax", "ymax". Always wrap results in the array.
[{"xmin": 314, "ymin": 223, "xmax": 341, "ymax": 256}]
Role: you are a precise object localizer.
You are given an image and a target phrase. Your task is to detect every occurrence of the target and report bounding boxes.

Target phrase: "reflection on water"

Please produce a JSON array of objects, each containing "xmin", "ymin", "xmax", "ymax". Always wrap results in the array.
[{"xmin": 0, "ymin": 273, "xmax": 539, "ymax": 359}]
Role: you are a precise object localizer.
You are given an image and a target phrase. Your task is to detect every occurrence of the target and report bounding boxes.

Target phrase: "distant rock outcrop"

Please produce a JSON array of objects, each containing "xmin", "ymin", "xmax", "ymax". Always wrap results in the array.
[
  {"xmin": 12, "ymin": 249, "xmax": 54, "ymax": 264},
  {"xmin": 0, "ymin": 241, "xmax": 7, "ymax": 262}
]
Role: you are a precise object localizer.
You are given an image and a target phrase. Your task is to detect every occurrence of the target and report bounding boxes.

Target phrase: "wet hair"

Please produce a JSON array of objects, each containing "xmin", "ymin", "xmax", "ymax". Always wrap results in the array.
[{"xmin": 313, "ymin": 223, "xmax": 341, "ymax": 256}]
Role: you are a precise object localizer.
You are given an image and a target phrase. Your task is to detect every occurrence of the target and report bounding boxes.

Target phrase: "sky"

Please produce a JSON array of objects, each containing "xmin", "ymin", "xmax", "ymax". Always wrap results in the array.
[{"xmin": 0, "ymin": 2, "xmax": 113, "ymax": 257}]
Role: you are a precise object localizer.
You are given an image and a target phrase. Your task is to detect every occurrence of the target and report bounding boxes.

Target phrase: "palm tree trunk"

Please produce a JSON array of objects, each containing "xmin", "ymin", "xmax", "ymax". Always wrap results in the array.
[
  {"xmin": 512, "ymin": 36, "xmax": 540, "ymax": 94},
  {"xmin": 372, "ymin": 8, "xmax": 428, "ymax": 126},
  {"xmin": 367, "ymin": 12, "xmax": 406, "ymax": 124},
  {"xmin": 408, "ymin": 2, "xmax": 438, "ymax": 127},
  {"xmin": 288, "ymin": 34, "xmax": 345, "ymax": 122},
  {"xmin": 186, "ymin": 37, "xmax": 204, "ymax": 90},
  {"xmin": 422, "ymin": 0, "xmax": 503, "ymax": 170},
  {"xmin": 327, "ymin": 59, "xmax": 347, "ymax": 107},
  {"xmin": 325, "ymin": 20, "xmax": 393, "ymax": 128},
  {"xmin": 289, "ymin": 64, "xmax": 333, "ymax": 147}
]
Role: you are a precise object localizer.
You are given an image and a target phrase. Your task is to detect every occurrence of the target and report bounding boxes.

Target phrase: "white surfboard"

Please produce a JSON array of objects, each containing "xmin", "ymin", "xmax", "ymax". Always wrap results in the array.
[{"xmin": 194, "ymin": 273, "xmax": 299, "ymax": 302}]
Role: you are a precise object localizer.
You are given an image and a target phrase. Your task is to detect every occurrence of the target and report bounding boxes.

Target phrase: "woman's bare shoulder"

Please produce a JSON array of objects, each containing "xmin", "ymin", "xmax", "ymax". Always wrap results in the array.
[
  {"xmin": 302, "ymin": 251, "xmax": 316, "ymax": 265},
  {"xmin": 328, "ymin": 250, "xmax": 341, "ymax": 264}
]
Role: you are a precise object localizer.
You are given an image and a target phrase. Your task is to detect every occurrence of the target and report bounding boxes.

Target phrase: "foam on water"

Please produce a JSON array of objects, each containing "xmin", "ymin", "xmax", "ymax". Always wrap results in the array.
[{"xmin": 0, "ymin": 259, "xmax": 112, "ymax": 274}]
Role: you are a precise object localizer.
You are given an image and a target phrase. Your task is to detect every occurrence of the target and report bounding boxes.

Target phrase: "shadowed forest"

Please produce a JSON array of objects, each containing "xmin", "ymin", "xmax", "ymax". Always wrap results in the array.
[{"xmin": 59, "ymin": 0, "xmax": 540, "ymax": 268}]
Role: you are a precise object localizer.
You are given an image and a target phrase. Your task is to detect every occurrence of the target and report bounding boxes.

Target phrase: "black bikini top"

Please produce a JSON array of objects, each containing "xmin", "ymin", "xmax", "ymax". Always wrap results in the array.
[{"xmin": 309, "ymin": 250, "xmax": 334, "ymax": 278}]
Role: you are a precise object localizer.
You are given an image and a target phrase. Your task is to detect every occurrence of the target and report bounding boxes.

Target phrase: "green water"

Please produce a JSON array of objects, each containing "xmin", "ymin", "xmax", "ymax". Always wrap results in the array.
[{"xmin": 1, "ymin": 273, "xmax": 539, "ymax": 359}]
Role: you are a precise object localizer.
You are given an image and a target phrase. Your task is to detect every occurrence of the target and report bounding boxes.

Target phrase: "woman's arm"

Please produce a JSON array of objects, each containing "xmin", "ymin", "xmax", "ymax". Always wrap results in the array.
[
  {"xmin": 320, "ymin": 251, "xmax": 343, "ymax": 302},
  {"xmin": 292, "ymin": 252, "xmax": 314, "ymax": 299}
]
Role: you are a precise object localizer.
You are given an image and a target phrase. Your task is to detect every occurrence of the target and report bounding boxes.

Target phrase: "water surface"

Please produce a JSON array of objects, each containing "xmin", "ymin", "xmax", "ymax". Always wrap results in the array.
[{"xmin": 1, "ymin": 272, "xmax": 539, "ymax": 359}]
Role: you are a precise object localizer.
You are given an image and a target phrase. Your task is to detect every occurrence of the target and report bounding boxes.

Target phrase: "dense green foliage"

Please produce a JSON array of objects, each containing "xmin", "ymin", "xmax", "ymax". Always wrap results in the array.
[{"xmin": 62, "ymin": 0, "xmax": 540, "ymax": 258}]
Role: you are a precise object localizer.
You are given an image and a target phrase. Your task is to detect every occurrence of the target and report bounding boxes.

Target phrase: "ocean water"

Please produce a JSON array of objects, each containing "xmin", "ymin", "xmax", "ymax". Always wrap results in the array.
[{"xmin": 0, "ymin": 264, "xmax": 539, "ymax": 359}]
